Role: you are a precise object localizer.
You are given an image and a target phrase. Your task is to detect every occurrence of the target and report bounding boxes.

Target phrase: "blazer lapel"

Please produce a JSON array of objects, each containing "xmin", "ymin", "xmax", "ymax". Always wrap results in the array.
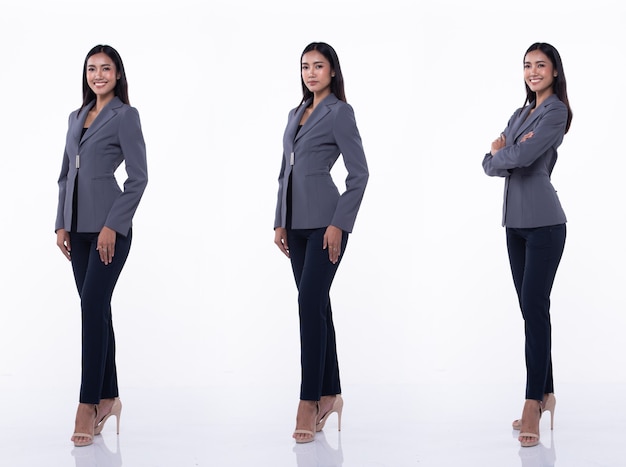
[
  {"xmin": 512, "ymin": 94, "xmax": 559, "ymax": 142},
  {"xmin": 294, "ymin": 94, "xmax": 337, "ymax": 143},
  {"xmin": 80, "ymin": 96, "xmax": 123, "ymax": 145},
  {"xmin": 70, "ymin": 102, "xmax": 93, "ymax": 143},
  {"xmin": 285, "ymin": 100, "xmax": 310, "ymax": 146}
]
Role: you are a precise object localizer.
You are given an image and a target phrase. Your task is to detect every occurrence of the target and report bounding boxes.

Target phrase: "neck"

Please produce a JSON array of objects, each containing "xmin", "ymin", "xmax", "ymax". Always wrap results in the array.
[
  {"xmin": 94, "ymin": 94, "xmax": 115, "ymax": 112},
  {"xmin": 533, "ymin": 89, "xmax": 554, "ymax": 107},
  {"xmin": 311, "ymin": 89, "xmax": 331, "ymax": 109}
]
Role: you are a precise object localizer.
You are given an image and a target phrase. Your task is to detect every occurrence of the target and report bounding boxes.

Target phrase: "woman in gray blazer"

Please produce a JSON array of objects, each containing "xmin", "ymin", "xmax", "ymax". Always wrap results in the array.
[
  {"xmin": 483, "ymin": 42, "xmax": 572, "ymax": 448},
  {"xmin": 55, "ymin": 45, "xmax": 148, "ymax": 447},
  {"xmin": 274, "ymin": 42, "xmax": 368, "ymax": 443}
]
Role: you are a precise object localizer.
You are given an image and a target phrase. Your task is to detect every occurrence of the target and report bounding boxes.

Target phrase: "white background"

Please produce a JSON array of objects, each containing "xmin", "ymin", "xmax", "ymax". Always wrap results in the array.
[{"xmin": 1, "ymin": 0, "xmax": 624, "ymax": 403}]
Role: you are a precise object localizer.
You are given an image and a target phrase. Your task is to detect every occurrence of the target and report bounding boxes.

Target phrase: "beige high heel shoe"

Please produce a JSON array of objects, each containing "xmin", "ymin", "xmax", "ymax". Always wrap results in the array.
[
  {"xmin": 519, "ymin": 400, "xmax": 541, "ymax": 447},
  {"xmin": 512, "ymin": 393, "xmax": 556, "ymax": 430},
  {"xmin": 316, "ymin": 394, "xmax": 343, "ymax": 432},
  {"xmin": 71, "ymin": 404, "xmax": 97, "ymax": 447},
  {"xmin": 293, "ymin": 400, "xmax": 319, "ymax": 444},
  {"xmin": 94, "ymin": 398, "xmax": 122, "ymax": 435}
]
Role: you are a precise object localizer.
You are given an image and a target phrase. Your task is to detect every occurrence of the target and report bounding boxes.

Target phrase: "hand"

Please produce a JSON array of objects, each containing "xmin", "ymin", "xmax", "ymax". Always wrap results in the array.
[
  {"xmin": 323, "ymin": 225, "xmax": 343, "ymax": 264},
  {"xmin": 490, "ymin": 133, "xmax": 506, "ymax": 155},
  {"xmin": 520, "ymin": 131, "xmax": 534, "ymax": 143},
  {"xmin": 274, "ymin": 227, "xmax": 290, "ymax": 258},
  {"xmin": 56, "ymin": 229, "xmax": 71, "ymax": 261},
  {"xmin": 97, "ymin": 226, "xmax": 117, "ymax": 265}
]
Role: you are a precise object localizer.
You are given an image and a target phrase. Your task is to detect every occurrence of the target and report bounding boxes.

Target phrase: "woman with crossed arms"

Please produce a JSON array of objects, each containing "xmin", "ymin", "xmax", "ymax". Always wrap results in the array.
[{"xmin": 483, "ymin": 42, "xmax": 572, "ymax": 448}]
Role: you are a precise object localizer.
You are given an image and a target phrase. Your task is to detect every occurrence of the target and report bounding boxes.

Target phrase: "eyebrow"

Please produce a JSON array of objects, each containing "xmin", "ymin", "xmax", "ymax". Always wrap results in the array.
[
  {"xmin": 302, "ymin": 60, "xmax": 326, "ymax": 65},
  {"xmin": 524, "ymin": 60, "xmax": 547, "ymax": 64}
]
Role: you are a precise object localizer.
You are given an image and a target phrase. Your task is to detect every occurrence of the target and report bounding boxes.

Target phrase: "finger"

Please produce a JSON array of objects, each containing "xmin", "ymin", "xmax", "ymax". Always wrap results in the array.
[
  {"xmin": 329, "ymin": 245, "xmax": 340, "ymax": 263},
  {"xmin": 58, "ymin": 244, "xmax": 71, "ymax": 260},
  {"xmin": 275, "ymin": 239, "xmax": 290, "ymax": 258},
  {"xmin": 98, "ymin": 247, "xmax": 107, "ymax": 264},
  {"xmin": 97, "ymin": 245, "xmax": 110, "ymax": 265}
]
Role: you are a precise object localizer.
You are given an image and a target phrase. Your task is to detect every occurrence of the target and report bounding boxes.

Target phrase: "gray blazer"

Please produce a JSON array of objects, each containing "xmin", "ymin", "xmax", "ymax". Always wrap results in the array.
[
  {"xmin": 274, "ymin": 94, "xmax": 369, "ymax": 233},
  {"xmin": 55, "ymin": 97, "xmax": 148, "ymax": 236},
  {"xmin": 483, "ymin": 94, "xmax": 567, "ymax": 228}
]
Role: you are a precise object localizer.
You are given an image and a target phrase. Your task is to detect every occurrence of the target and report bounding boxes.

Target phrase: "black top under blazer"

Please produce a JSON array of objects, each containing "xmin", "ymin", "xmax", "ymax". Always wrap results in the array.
[
  {"xmin": 483, "ymin": 94, "xmax": 568, "ymax": 228},
  {"xmin": 274, "ymin": 94, "xmax": 369, "ymax": 233}
]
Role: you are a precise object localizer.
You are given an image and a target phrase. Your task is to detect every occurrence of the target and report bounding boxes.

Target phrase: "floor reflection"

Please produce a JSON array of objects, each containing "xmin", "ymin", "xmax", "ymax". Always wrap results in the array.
[
  {"xmin": 71, "ymin": 435, "xmax": 122, "ymax": 467},
  {"xmin": 518, "ymin": 431, "xmax": 556, "ymax": 467},
  {"xmin": 293, "ymin": 431, "xmax": 343, "ymax": 467},
  {"xmin": 2, "ymin": 382, "xmax": 622, "ymax": 466}
]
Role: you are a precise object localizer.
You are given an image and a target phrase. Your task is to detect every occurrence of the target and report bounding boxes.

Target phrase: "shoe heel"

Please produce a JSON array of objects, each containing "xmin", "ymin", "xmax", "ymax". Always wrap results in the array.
[
  {"xmin": 337, "ymin": 410, "xmax": 342, "ymax": 431},
  {"xmin": 316, "ymin": 394, "xmax": 343, "ymax": 432},
  {"xmin": 94, "ymin": 398, "xmax": 122, "ymax": 435},
  {"xmin": 336, "ymin": 397, "xmax": 343, "ymax": 431},
  {"xmin": 543, "ymin": 393, "xmax": 556, "ymax": 430}
]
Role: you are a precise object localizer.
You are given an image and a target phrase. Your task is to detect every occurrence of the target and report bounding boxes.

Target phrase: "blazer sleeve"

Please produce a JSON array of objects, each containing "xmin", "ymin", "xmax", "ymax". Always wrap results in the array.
[
  {"xmin": 273, "ymin": 150, "xmax": 287, "ymax": 229},
  {"xmin": 55, "ymin": 147, "xmax": 70, "ymax": 232},
  {"xmin": 330, "ymin": 103, "xmax": 369, "ymax": 232},
  {"xmin": 55, "ymin": 111, "xmax": 74, "ymax": 232},
  {"xmin": 273, "ymin": 108, "xmax": 295, "ymax": 229},
  {"xmin": 483, "ymin": 102, "xmax": 567, "ymax": 172},
  {"xmin": 482, "ymin": 109, "xmax": 518, "ymax": 177},
  {"xmin": 104, "ymin": 106, "xmax": 148, "ymax": 236}
]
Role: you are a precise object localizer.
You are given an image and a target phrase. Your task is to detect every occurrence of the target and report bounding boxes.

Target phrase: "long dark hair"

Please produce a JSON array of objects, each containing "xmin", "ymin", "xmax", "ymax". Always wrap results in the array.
[
  {"xmin": 78, "ymin": 45, "xmax": 129, "ymax": 114},
  {"xmin": 523, "ymin": 42, "xmax": 572, "ymax": 133},
  {"xmin": 299, "ymin": 42, "xmax": 346, "ymax": 106}
]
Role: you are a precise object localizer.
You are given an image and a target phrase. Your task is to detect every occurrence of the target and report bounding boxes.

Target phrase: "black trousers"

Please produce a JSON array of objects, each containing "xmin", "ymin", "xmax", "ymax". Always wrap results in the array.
[
  {"xmin": 70, "ymin": 230, "xmax": 132, "ymax": 404},
  {"xmin": 287, "ymin": 227, "xmax": 348, "ymax": 401},
  {"xmin": 506, "ymin": 224, "xmax": 566, "ymax": 401}
]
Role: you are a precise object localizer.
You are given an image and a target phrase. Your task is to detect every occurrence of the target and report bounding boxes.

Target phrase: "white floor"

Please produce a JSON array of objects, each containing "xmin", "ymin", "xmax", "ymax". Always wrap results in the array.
[{"xmin": 1, "ymin": 381, "xmax": 624, "ymax": 467}]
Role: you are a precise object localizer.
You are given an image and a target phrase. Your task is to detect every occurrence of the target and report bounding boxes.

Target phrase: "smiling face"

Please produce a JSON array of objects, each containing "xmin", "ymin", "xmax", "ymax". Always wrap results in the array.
[
  {"xmin": 86, "ymin": 52, "xmax": 120, "ymax": 101},
  {"xmin": 301, "ymin": 50, "xmax": 334, "ymax": 98},
  {"xmin": 524, "ymin": 49, "xmax": 557, "ymax": 98}
]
